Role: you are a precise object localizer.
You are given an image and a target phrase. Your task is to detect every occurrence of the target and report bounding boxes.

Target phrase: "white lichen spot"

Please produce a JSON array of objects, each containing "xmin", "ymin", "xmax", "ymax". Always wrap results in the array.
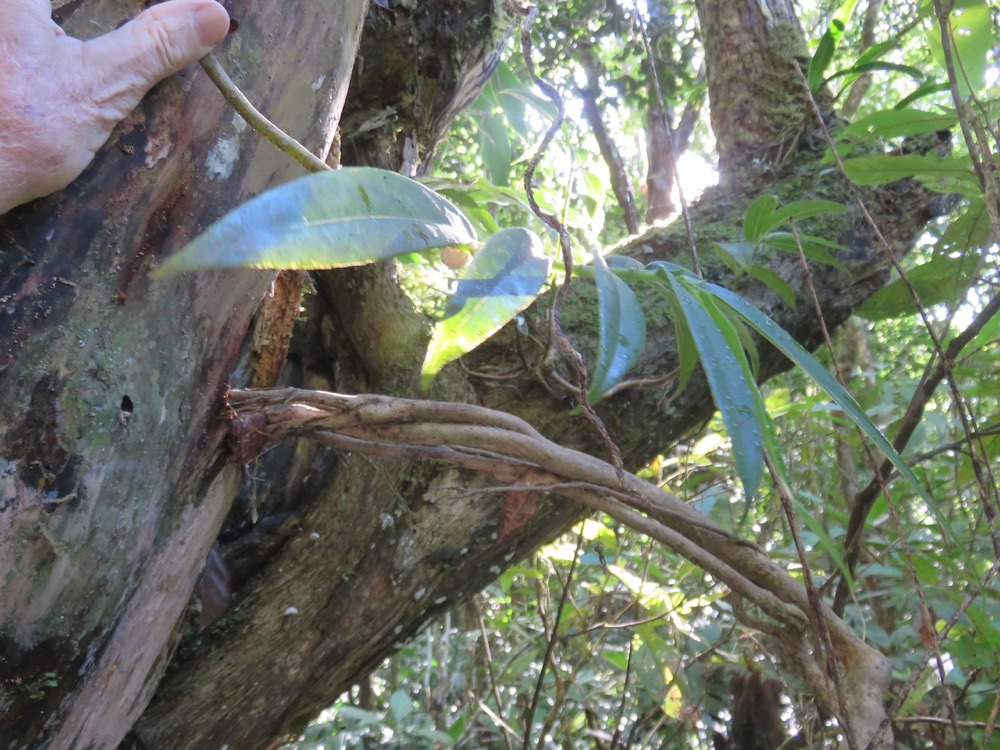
[
  {"xmin": 379, "ymin": 513, "xmax": 394, "ymax": 529},
  {"xmin": 394, "ymin": 625, "xmax": 403, "ymax": 634},
  {"xmin": 489, "ymin": 565, "xmax": 501, "ymax": 575},
  {"xmin": 144, "ymin": 136, "xmax": 172, "ymax": 168},
  {"xmin": 434, "ymin": 596, "xmax": 447, "ymax": 604},
  {"xmin": 309, "ymin": 532, "xmax": 321, "ymax": 540},
  {"xmin": 284, "ymin": 606, "xmax": 299, "ymax": 616},
  {"xmin": 205, "ymin": 136, "xmax": 241, "ymax": 180},
  {"xmin": 413, "ymin": 587, "xmax": 426, "ymax": 601},
  {"xmin": 311, "ymin": 74, "xmax": 327, "ymax": 92}
]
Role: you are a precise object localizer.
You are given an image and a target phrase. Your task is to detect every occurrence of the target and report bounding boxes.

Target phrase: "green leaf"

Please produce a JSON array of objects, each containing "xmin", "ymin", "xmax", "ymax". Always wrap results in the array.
[
  {"xmin": 664, "ymin": 272, "xmax": 765, "ymax": 499},
  {"xmin": 649, "ymin": 281, "xmax": 700, "ymax": 395},
  {"xmin": 808, "ymin": 0, "xmax": 860, "ymax": 90},
  {"xmin": 388, "ymin": 690, "xmax": 413, "ymax": 722},
  {"xmin": 855, "ymin": 254, "xmax": 979, "ymax": 319},
  {"xmin": 762, "ymin": 232, "xmax": 848, "ymax": 270},
  {"xmin": 796, "ymin": 491, "xmax": 855, "ymax": 586},
  {"xmin": 808, "ymin": 27, "xmax": 839, "ymax": 92},
  {"xmin": 587, "ymin": 251, "xmax": 647, "ymax": 403},
  {"xmin": 479, "ymin": 116, "xmax": 512, "ymax": 187},
  {"xmin": 713, "ymin": 242, "xmax": 756, "ymax": 272},
  {"xmin": 926, "ymin": 0, "xmax": 992, "ymax": 96},
  {"xmin": 606, "ymin": 255, "xmax": 646, "ymax": 271},
  {"xmin": 704, "ymin": 283, "xmax": 965, "ymax": 553},
  {"xmin": 894, "ymin": 81, "xmax": 950, "ymax": 109},
  {"xmin": 421, "ymin": 228, "xmax": 550, "ymax": 388},
  {"xmin": 746, "ymin": 266, "xmax": 797, "ymax": 307},
  {"xmin": 936, "ymin": 197, "xmax": 989, "ymax": 254},
  {"xmin": 763, "ymin": 200, "xmax": 847, "ymax": 232},
  {"xmin": 842, "ymin": 154, "xmax": 979, "ymax": 195},
  {"xmin": 743, "ymin": 195, "xmax": 779, "ymax": 242},
  {"xmin": 151, "ymin": 168, "xmax": 477, "ymax": 278},
  {"xmin": 841, "ymin": 109, "xmax": 958, "ymax": 141},
  {"xmin": 825, "ymin": 61, "xmax": 925, "ymax": 86}
]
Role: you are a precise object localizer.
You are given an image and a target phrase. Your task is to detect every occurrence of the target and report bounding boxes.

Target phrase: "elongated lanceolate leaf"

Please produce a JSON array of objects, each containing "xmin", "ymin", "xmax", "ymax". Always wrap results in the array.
[
  {"xmin": 151, "ymin": 168, "xmax": 477, "ymax": 278},
  {"xmin": 856, "ymin": 254, "xmax": 978, "ymax": 320},
  {"xmin": 587, "ymin": 251, "xmax": 647, "ymax": 403},
  {"xmin": 841, "ymin": 109, "xmax": 958, "ymax": 141},
  {"xmin": 743, "ymin": 195, "xmax": 779, "ymax": 242},
  {"xmin": 704, "ymin": 283, "xmax": 965, "ymax": 554},
  {"xmin": 421, "ymin": 228, "xmax": 549, "ymax": 388},
  {"xmin": 842, "ymin": 155, "xmax": 978, "ymax": 195},
  {"xmin": 664, "ymin": 272, "xmax": 765, "ymax": 499}
]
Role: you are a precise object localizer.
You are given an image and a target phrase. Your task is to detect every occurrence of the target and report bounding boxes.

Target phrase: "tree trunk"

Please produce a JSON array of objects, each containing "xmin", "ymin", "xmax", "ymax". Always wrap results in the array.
[
  {"xmin": 0, "ymin": 1, "xmax": 364, "ymax": 748},
  {"xmin": 0, "ymin": 0, "xmax": 949, "ymax": 748}
]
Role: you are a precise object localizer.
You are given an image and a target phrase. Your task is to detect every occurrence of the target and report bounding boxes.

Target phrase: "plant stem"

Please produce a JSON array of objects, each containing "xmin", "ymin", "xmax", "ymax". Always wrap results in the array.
[{"xmin": 199, "ymin": 53, "xmax": 330, "ymax": 175}]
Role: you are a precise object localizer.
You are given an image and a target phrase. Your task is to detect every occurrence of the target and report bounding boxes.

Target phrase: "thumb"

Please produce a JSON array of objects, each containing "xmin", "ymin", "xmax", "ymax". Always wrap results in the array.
[{"xmin": 84, "ymin": 0, "xmax": 230, "ymax": 120}]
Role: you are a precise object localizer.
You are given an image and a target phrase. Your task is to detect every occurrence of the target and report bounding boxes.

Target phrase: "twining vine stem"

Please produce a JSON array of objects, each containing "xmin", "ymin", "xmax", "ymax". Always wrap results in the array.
[
  {"xmin": 226, "ymin": 385, "xmax": 891, "ymax": 737},
  {"xmin": 518, "ymin": 8, "xmax": 627, "ymax": 481}
]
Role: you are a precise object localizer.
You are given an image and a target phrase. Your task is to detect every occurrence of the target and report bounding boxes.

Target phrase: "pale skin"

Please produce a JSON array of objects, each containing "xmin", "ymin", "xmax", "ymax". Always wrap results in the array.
[{"xmin": 0, "ymin": 0, "xmax": 230, "ymax": 215}]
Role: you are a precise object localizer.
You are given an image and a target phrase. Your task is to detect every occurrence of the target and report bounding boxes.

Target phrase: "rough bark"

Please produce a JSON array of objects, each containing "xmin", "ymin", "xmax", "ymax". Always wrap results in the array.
[
  {"xmin": 0, "ymin": 1, "xmax": 364, "ymax": 748},
  {"xmin": 0, "ymin": 0, "xmax": 951, "ymax": 749}
]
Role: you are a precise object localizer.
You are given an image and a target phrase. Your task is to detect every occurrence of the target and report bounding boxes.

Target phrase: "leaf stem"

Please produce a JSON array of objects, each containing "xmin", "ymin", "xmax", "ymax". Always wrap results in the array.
[{"xmin": 199, "ymin": 53, "xmax": 330, "ymax": 175}]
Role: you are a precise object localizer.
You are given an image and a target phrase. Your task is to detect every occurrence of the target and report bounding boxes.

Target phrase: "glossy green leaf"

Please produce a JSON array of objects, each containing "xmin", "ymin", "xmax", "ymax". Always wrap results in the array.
[
  {"xmin": 421, "ymin": 228, "xmax": 549, "ymax": 388},
  {"xmin": 587, "ymin": 251, "xmax": 647, "ymax": 403},
  {"xmin": 151, "ymin": 169, "xmax": 477, "ymax": 278},
  {"xmin": 704, "ymin": 283, "xmax": 965, "ymax": 553},
  {"xmin": 855, "ymin": 254, "xmax": 979, "ymax": 319},
  {"xmin": 825, "ymin": 61, "xmax": 925, "ymax": 86},
  {"xmin": 743, "ymin": 195, "xmax": 780, "ymax": 242},
  {"xmin": 713, "ymin": 242, "xmax": 756, "ymax": 271},
  {"xmin": 842, "ymin": 155, "xmax": 979, "ymax": 195},
  {"xmin": 927, "ymin": 0, "xmax": 992, "ymax": 96},
  {"xmin": 746, "ymin": 266, "xmax": 796, "ymax": 308},
  {"xmin": 762, "ymin": 233, "xmax": 848, "ymax": 270},
  {"xmin": 841, "ymin": 109, "xmax": 957, "ymax": 140},
  {"xmin": 808, "ymin": 27, "xmax": 838, "ymax": 92},
  {"xmin": 649, "ymin": 280, "xmax": 699, "ymax": 395},
  {"xmin": 894, "ymin": 81, "xmax": 950, "ymax": 109},
  {"xmin": 936, "ymin": 198, "xmax": 989, "ymax": 254},
  {"xmin": 664, "ymin": 272, "xmax": 765, "ymax": 499},
  {"xmin": 479, "ymin": 116, "xmax": 512, "ymax": 187},
  {"xmin": 762, "ymin": 200, "xmax": 847, "ymax": 233}
]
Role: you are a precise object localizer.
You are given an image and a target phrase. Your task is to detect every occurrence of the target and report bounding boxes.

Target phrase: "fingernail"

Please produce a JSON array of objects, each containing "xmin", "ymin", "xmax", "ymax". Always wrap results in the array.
[{"xmin": 194, "ymin": 2, "xmax": 231, "ymax": 48}]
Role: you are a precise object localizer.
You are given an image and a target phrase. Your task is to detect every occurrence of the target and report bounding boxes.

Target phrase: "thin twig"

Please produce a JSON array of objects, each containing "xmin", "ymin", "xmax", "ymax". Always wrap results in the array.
[
  {"xmin": 524, "ymin": 533, "xmax": 583, "ymax": 750},
  {"xmin": 475, "ymin": 599, "xmax": 517, "ymax": 750},
  {"xmin": 199, "ymin": 53, "xmax": 330, "ymax": 174}
]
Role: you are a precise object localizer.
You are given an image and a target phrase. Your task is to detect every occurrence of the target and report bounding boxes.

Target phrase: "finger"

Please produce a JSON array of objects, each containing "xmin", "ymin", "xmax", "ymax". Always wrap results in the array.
[
  {"xmin": 0, "ymin": 0, "xmax": 53, "ymax": 26},
  {"xmin": 82, "ymin": 0, "xmax": 229, "ymax": 120},
  {"xmin": 0, "ymin": 0, "xmax": 63, "ymax": 49}
]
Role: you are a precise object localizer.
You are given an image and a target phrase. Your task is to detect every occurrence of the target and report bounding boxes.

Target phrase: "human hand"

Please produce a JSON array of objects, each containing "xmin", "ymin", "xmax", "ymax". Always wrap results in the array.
[{"xmin": 0, "ymin": 0, "xmax": 230, "ymax": 215}]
